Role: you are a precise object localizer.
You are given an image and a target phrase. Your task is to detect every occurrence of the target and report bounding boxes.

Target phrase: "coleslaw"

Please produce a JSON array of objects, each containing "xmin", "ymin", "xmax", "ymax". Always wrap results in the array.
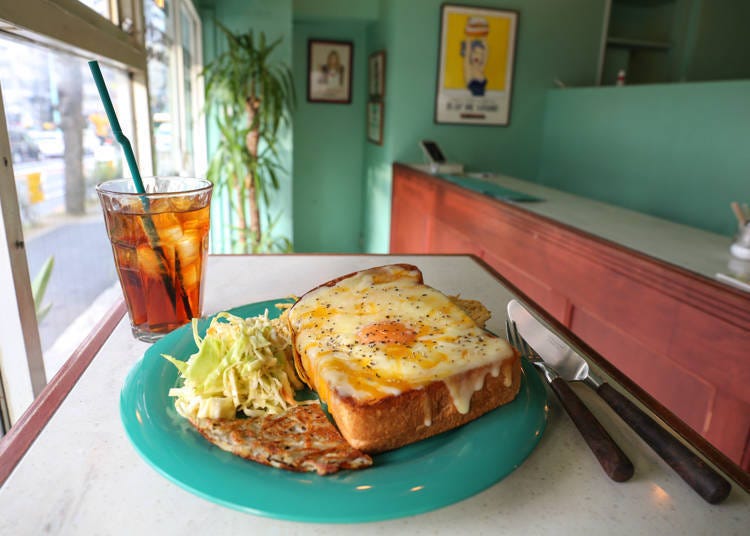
[{"xmin": 162, "ymin": 310, "xmax": 302, "ymax": 421}]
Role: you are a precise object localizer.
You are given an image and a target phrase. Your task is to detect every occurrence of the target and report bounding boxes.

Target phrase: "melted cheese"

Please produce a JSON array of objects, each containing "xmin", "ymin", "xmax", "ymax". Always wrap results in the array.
[
  {"xmin": 288, "ymin": 265, "xmax": 515, "ymax": 412},
  {"xmin": 444, "ymin": 363, "xmax": 502, "ymax": 414}
]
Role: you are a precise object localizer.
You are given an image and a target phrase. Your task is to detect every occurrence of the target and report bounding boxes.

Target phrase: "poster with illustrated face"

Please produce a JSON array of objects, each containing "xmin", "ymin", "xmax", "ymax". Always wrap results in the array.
[
  {"xmin": 308, "ymin": 40, "xmax": 353, "ymax": 104},
  {"xmin": 435, "ymin": 5, "xmax": 518, "ymax": 126}
]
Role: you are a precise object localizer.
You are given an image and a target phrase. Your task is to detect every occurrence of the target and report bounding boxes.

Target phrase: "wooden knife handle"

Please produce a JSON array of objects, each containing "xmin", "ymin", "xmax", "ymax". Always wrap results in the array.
[
  {"xmin": 597, "ymin": 382, "xmax": 731, "ymax": 504},
  {"xmin": 550, "ymin": 377, "xmax": 634, "ymax": 482}
]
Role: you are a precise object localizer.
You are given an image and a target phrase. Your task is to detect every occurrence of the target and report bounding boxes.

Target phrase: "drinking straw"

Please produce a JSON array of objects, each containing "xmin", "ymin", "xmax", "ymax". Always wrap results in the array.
[
  {"xmin": 88, "ymin": 60, "xmax": 193, "ymax": 319},
  {"xmin": 88, "ymin": 61, "xmax": 145, "ymax": 193}
]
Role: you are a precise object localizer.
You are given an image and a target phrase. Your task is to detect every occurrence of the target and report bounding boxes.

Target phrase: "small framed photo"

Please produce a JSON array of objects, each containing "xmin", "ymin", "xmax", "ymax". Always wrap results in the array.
[
  {"xmin": 367, "ymin": 101, "xmax": 383, "ymax": 145},
  {"xmin": 308, "ymin": 39, "xmax": 353, "ymax": 104},
  {"xmin": 368, "ymin": 50, "xmax": 386, "ymax": 99}
]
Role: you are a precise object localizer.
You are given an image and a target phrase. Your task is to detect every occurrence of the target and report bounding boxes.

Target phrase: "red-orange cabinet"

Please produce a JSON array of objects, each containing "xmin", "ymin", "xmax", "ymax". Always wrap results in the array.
[{"xmin": 390, "ymin": 163, "xmax": 750, "ymax": 471}]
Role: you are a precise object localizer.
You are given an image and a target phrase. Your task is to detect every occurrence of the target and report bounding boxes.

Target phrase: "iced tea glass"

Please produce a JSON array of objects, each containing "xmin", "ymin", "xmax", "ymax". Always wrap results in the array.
[{"xmin": 97, "ymin": 177, "xmax": 213, "ymax": 342}]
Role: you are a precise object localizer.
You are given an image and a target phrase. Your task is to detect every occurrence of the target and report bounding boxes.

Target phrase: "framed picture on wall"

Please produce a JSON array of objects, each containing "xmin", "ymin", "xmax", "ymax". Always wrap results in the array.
[
  {"xmin": 435, "ymin": 4, "xmax": 519, "ymax": 126},
  {"xmin": 308, "ymin": 39, "xmax": 353, "ymax": 104},
  {"xmin": 368, "ymin": 50, "xmax": 386, "ymax": 99},
  {"xmin": 367, "ymin": 101, "xmax": 383, "ymax": 145}
]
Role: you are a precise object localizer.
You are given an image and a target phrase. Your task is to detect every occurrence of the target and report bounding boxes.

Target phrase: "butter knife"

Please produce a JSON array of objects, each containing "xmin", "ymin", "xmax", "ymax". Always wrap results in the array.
[{"xmin": 507, "ymin": 299, "xmax": 731, "ymax": 504}]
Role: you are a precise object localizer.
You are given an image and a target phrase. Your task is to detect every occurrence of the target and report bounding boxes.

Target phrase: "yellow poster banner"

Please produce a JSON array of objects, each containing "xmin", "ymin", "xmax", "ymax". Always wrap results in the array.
[
  {"xmin": 436, "ymin": 5, "xmax": 518, "ymax": 126},
  {"xmin": 27, "ymin": 172, "xmax": 44, "ymax": 204}
]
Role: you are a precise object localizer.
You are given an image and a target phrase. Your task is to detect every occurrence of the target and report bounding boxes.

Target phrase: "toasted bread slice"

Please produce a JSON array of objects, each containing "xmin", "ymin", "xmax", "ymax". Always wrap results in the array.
[
  {"xmin": 287, "ymin": 264, "xmax": 521, "ymax": 453},
  {"xmin": 452, "ymin": 297, "xmax": 491, "ymax": 328}
]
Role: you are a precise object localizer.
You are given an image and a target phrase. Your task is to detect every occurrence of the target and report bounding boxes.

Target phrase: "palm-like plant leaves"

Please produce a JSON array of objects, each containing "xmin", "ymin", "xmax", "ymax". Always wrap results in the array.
[
  {"xmin": 32, "ymin": 256, "xmax": 54, "ymax": 322},
  {"xmin": 204, "ymin": 22, "xmax": 295, "ymax": 253}
]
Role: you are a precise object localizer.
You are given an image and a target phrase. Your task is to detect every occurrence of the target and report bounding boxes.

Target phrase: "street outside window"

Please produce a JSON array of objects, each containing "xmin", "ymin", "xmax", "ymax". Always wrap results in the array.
[
  {"xmin": 0, "ymin": 0, "xmax": 204, "ymax": 433},
  {"xmin": 1, "ymin": 34, "xmax": 132, "ymax": 380}
]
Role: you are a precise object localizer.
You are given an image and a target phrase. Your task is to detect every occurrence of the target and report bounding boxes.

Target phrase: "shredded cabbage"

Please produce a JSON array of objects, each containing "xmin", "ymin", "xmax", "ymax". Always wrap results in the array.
[{"xmin": 162, "ymin": 310, "xmax": 301, "ymax": 421}]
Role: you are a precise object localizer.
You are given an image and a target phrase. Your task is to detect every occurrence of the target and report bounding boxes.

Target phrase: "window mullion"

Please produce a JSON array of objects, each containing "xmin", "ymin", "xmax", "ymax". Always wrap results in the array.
[
  {"xmin": 132, "ymin": 70, "xmax": 155, "ymax": 176},
  {"xmin": 191, "ymin": 11, "xmax": 206, "ymax": 175},
  {"xmin": 0, "ymin": 84, "xmax": 47, "ymax": 423},
  {"xmin": 173, "ymin": 1, "xmax": 187, "ymax": 171}
]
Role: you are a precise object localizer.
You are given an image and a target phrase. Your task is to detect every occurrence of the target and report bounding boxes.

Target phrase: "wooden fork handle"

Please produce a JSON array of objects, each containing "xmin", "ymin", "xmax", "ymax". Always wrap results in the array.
[
  {"xmin": 550, "ymin": 378, "xmax": 634, "ymax": 482},
  {"xmin": 597, "ymin": 383, "xmax": 731, "ymax": 504}
]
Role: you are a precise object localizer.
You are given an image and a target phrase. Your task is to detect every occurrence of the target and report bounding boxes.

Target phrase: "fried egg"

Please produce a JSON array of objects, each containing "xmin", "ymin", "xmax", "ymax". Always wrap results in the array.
[{"xmin": 287, "ymin": 264, "xmax": 516, "ymax": 412}]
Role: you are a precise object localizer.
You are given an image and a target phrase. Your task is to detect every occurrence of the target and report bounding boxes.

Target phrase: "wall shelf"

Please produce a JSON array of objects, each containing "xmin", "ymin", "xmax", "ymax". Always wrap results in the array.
[
  {"xmin": 599, "ymin": 0, "xmax": 678, "ymax": 85},
  {"xmin": 607, "ymin": 36, "xmax": 671, "ymax": 50}
]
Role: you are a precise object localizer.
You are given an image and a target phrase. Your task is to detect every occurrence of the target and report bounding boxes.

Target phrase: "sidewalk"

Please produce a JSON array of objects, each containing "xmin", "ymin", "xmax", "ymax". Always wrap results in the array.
[{"xmin": 23, "ymin": 209, "xmax": 122, "ymax": 380}]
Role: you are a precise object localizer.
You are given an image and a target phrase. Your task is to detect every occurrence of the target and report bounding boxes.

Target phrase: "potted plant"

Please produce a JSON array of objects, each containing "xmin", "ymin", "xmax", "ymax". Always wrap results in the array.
[{"xmin": 203, "ymin": 23, "xmax": 295, "ymax": 253}]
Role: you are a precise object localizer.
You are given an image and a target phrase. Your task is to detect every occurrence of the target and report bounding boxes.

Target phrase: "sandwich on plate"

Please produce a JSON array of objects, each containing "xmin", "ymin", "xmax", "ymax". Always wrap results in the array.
[
  {"xmin": 164, "ymin": 264, "xmax": 521, "ymax": 473},
  {"xmin": 286, "ymin": 263, "xmax": 521, "ymax": 453}
]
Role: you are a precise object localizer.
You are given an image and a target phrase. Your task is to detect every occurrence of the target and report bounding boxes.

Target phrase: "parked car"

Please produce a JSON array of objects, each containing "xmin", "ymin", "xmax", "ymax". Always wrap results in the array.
[
  {"xmin": 9, "ymin": 130, "xmax": 42, "ymax": 163},
  {"xmin": 28, "ymin": 128, "xmax": 64, "ymax": 158}
]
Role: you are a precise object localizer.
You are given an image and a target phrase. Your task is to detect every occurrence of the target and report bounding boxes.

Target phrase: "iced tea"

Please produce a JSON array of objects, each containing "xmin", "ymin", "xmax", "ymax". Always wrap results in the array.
[{"xmin": 97, "ymin": 178, "xmax": 213, "ymax": 342}]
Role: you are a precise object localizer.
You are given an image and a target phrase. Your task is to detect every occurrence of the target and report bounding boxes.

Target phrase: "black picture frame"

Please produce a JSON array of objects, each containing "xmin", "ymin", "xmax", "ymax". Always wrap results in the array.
[
  {"xmin": 368, "ymin": 50, "xmax": 386, "ymax": 100},
  {"xmin": 367, "ymin": 101, "xmax": 384, "ymax": 145},
  {"xmin": 308, "ymin": 39, "xmax": 353, "ymax": 104},
  {"xmin": 434, "ymin": 4, "xmax": 519, "ymax": 126}
]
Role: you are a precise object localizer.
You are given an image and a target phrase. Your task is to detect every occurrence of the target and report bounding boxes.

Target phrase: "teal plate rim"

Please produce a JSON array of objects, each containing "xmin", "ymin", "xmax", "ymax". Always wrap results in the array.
[{"xmin": 120, "ymin": 298, "xmax": 548, "ymax": 524}]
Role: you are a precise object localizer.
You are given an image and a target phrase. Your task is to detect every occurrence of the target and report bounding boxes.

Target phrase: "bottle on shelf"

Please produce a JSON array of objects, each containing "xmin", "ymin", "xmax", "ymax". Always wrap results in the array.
[{"xmin": 616, "ymin": 69, "xmax": 626, "ymax": 86}]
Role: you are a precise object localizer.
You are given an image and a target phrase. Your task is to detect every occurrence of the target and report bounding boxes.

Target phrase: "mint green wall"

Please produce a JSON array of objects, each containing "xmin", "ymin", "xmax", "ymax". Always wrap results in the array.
[
  {"xmin": 197, "ymin": 0, "xmax": 294, "ymax": 251},
  {"xmin": 291, "ymin": 20, "xmax": 369, "ymax": 252},
  {"xmin": 362, "ymin": 0, "xmax": 607, "ymax": 252},
  {"xmin": 386, "ymin": 0, "xmax": 606, "ymax": 177},
  {"xmin": 292, "ymin": 0, "xmax": 380, "ymax": 22},
  {"xmin": 538, "ymin": 81, "xmax": 750, "ymax": 237},
  {"xmin": 197, "ymin": 0, "xmax": 746, "ymax": 254},
  {"xmin": 360, "ymin": 3, "xmax": 391, "ymax": 254}
]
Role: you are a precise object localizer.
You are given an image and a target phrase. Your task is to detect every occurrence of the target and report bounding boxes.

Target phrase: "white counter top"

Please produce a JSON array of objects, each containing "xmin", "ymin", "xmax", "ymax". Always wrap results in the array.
[
  {"xmin": 416, "ymin": 167, "xmax": 750, "ymax": 288},
  {"xmin": 1, "ymin": 255, "xmax": 747, "ymax": 535}
]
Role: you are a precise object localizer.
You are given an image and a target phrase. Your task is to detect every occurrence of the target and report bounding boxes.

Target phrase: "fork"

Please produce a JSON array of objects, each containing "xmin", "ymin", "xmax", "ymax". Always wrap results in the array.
[{"xmin": 506, "ymin": 319, "xmax": 634, "ymax": 482}]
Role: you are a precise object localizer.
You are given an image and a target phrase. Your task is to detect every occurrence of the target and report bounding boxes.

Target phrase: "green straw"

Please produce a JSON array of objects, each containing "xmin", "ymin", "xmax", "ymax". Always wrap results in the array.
[
  {"xmin": 88, "ymin": 60, "xmax": 193, "ymax": 320},
  {"xmin": 88, "ymin": 61, "xmax": 145, "ymax": 193}
]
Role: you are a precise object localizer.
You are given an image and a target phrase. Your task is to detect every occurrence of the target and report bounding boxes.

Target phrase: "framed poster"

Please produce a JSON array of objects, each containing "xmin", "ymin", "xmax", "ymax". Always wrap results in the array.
[
  {"xmin": 308, "ymin": 39, "xmax": 353, "ymax": 104},
  {"xmin": 435, "ymin": 4, "xmax": 518, "ymax": 126},
  {"xmin": 367, "ymin": 101, "xmax": 383, "ymax": 145},
  {"xmin": 368, "ymin": 50, "xmax": 386, "ymax": 99}
]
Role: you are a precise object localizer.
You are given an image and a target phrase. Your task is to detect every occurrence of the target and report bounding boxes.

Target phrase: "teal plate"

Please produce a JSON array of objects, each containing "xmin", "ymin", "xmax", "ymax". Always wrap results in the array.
[{"xmin": 120, "ymin": 299, "xmax": 548, "ymax": 523}]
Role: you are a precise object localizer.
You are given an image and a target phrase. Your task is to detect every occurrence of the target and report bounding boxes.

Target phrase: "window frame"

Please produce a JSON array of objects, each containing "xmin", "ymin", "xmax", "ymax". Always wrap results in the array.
[
  {"xmin": 146, "ymin": 0, "xmax": 205, "ymax": 176},
  {"xmin": 0, "ymin": 0, "xmax": 204, "ymax": 429},
  {"xmin": 174, "ymin": 0, "xmax": 206, "ymax": 176},
  {"xmin": 0, "ymin": 88, "xmax": 46, "ymax": 426}
]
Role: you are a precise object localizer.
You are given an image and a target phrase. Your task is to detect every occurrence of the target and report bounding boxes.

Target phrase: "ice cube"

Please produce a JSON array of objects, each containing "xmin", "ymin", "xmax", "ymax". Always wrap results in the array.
[
  {"xmin": 107, "ymin": 212, "xmax": 137, "ymax": 244},
  {"xmin": 151, "ymin": 213, "xmax": 183, "ymax": 244},
  {"xmin": 116, "ymin": 196, "xmax": 144, "ymax": 214},
  {"xmin": 177, "ymin": 205, "xmax": 209, "ymax": 231},
  {"xmin": 113, "ymin": 243, "xmax": 137, "ymax": 269},
  {"xmin": 137, "ymin": 243, "xmax": 173, "ymax": 277},
  {"xmin": 147, "ymin": 197, "xmax": 171, "ymax": 214},
  {"xmin": 175, "ymin": 230, "xmax": 201, "ymax": 267},
  {"xmin": 180, "ymin": 261, "xmax": 200, "ymax": 289},
  {"xmin": 170, "ymin": 195, "xmax": 193, "ymax": 213}
]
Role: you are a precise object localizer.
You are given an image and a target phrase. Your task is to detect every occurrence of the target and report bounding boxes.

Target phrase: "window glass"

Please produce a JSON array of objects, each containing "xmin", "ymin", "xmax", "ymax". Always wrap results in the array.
[
  {"xmin": 77, "ymin": 0, "xmax": 112, "ymax": 19},
  {"xmin": 1, "ymin": 35, "xmax": 131, "ymax": 379},
  {"xmin": 0, "ymin": 0, "xmax": 203, "ymax": 430},
  {"xmin": 180, "ymin": 4, "xmax": 195, "ymax": 174},
  {"xmin": 146, "ymin": 0, "xmax": 180, "ymax": 176}
]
